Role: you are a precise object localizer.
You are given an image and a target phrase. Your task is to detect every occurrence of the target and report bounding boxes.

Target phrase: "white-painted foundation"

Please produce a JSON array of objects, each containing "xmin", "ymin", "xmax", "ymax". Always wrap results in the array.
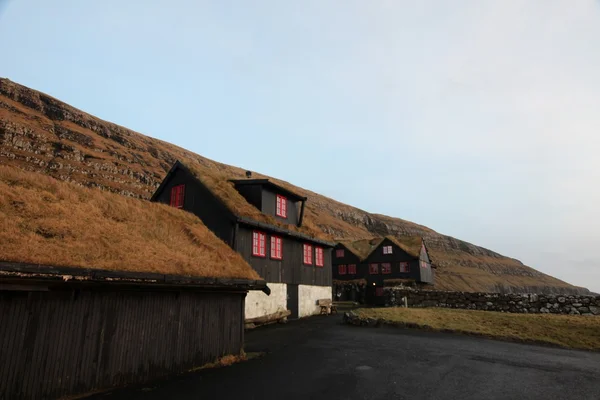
[
  {"xmin": 298, "ymin": 285, "xmax": 332, "ymax": 318},
  {"xmin": 245, "ymin": 283, "xmax": 287, "ymax": 320}
]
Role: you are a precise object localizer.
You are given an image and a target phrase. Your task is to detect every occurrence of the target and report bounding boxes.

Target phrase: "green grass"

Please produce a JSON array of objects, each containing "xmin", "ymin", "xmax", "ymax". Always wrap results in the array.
[{"xmin": 356, "ymin": 307, "xmax": 600, "ymax": 351}]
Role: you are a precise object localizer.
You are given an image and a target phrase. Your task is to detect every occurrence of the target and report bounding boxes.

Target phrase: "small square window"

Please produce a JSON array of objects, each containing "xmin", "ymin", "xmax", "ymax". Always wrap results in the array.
[
  {"xmin": 383, "ymin": 245, "xmax": 393, "ymax": 255},
  {"xmin": 336, "ymin": 249, "xmax": 344, "ymax": 258},
  {"xmin": 348, "ymin": 264, "xmax": 357, "ymax": 274},
  {"xmin": 303, "ymin": 244, "xmax": 313, "ymax": 265},
  {"xmin": 252, "ymin": 231, "xmax": 266, "ymax": 257},
  {"xmin": 338, "ymin": 265, "xmax": 347, "ymax": 275},
  {"xmin": 271, "ymin": 236, "xmax": 283, "ymax": 260},
  {"xmin": 399, "ymin": 262, "xmax": 410, "ymax": 273},
  {"xmin": 315, "ymin": 247, "xmax": 324, "ymax": 267},
  {"xmin": 369, "ymin": 264, "xmax": 379, "ymax": 274},
  {"xmin": 169, "ymin": 184, "xmax": 185, "ymax": 208}
]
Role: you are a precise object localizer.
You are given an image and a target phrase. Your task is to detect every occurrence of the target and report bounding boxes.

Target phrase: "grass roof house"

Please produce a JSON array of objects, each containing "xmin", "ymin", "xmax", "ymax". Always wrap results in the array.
[
  {"xmin": 332, "ymin": 236, "xmax": 434, "ymax": 305},
  {"xmin": 151, "ymin": 160, "xmax": 335, "ymax": 321},
  {"xmin": 0, "ymin": 166, "xmax": 266, "ymax": 399}
]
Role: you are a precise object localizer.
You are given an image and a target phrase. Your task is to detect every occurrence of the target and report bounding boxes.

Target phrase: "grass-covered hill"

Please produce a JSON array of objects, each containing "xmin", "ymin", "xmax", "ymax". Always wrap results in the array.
[{"xmin": 0, "ymin": 77, "xmax": 589, "ymax": 294}]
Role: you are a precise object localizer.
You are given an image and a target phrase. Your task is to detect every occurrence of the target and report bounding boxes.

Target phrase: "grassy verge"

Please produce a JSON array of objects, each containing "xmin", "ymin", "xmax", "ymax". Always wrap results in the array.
[{"xmin": 355, "ymin": 307, "xmax": 600, "ymax": 351}]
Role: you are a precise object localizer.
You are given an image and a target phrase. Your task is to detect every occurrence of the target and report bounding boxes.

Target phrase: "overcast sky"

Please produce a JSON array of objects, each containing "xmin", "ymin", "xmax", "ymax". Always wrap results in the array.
[{"xmin": 1, "ymin": 1, "xmax": 599, "ymax": 293}]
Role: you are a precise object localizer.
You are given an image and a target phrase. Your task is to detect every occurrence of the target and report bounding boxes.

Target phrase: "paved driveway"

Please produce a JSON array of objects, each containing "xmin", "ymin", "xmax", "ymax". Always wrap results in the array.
[{"xmin": 91, "ymin": 315, "xmax": 600, "ymax": 400}]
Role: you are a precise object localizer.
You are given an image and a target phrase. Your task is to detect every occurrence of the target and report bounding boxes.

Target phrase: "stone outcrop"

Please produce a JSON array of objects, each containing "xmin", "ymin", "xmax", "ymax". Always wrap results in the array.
[{"xmin": 385, "ymin": 288, "xmax": 600, "ymax": 315}]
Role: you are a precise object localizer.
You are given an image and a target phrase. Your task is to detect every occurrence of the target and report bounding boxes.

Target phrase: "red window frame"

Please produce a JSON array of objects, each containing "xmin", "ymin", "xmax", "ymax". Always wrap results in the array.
[
  {"xmin": 335, "ymin": 249, "xmax": 344, "ymax": 258},
  {"xmin": 276, "ymin": 195, "xmax": 287, "ymax": 218},
  {"xmin": 375, "ymin": 287, "xmax": 384, "ymax": 297},
  {"xmin": 369, "ymin": 263, "xmax": 379, "ymax": 274},
  {"xmin": 252, "ymin": 231, "xmax": 266, "ymax": 257},
  {"xmin": 270, "ymin": 236, "xmax": 283, "ymax": 260},
  {"xmin": 315, "ymin": 247, "xmax": 324, "ymax": 267},
  {"xmin": 338, "ymin": 265, "xmax": 347, "ymax": 275},
  {"xmin": 169, "ymin": 184, "xmax": 185, "ymax": 208},
  {"xmin": 383, "ymin": 245, "xmax": 393, "ymax": 255},
  {"xmin": 420, "ymin": 260, "xmax": 429, "ymax": 269},
  {"xmin": 303, "ymin": 244, "xmax": 313, "ymax": 265},
  {"xmin": 381, "ymin": 263, "xmax": 392, "ymax": 274},
  {"xmin": 347, "ymin": 264, "xmax": 357, "ymax": 275},
  {"xmin": 399, "ymin": 262, "xmax": 410, "ymax": 273}
]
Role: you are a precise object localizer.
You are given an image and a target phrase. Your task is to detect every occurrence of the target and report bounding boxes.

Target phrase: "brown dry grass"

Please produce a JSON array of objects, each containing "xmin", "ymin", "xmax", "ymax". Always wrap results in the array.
[
  {"xmin": 340, "ymin": 235, "xmax": 423, "ymax": 260},
  {"xmin": 0, "ymin": 166, "xmax": 259, "ymax": 280},
  {"xmin": 356, "ymin": 307, "xmax": 600, "ymax": 350},
  {"xmin": 182, "ymin": 160, "xmax": 332, "ymax": 241},
  {"xmin": 0, "ymin": 77, "xmax": 585, "ymax": 293}
]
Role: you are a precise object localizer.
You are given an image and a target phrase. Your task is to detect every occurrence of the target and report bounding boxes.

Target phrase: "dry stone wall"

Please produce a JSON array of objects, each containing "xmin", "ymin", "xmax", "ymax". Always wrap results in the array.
[{"xmin": 386, "ymin": 288, "xmax": 600, "ymax": 316}]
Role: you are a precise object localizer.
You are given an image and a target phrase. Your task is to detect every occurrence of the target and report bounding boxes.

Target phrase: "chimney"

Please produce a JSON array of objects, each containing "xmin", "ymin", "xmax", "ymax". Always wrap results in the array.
[{"xmin": 245, "ymin": 171, "xmax": 252, "ymax": 179}]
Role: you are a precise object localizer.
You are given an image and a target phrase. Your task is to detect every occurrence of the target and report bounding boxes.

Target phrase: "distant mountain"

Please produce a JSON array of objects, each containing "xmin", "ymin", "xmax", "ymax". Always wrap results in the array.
[{"xmin": 0, "ymin": 77, "xmax": 590, "ymax": 295}]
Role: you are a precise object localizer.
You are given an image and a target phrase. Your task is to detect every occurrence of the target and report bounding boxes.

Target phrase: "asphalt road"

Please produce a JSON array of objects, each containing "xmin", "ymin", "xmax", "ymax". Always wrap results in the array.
[{"xmin": 90, "ymin": 316, "xmax": 600, "ymax": 400}]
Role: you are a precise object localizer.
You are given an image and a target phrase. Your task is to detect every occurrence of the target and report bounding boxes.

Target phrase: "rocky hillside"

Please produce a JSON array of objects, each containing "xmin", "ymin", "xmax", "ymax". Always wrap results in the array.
[{"xmin": 0, "ymin": 78, "xmax": 589, "ymax": 295}]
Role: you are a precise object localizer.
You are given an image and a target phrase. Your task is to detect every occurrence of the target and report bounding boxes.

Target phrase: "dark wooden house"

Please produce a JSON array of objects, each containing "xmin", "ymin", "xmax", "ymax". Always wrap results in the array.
[
  {"xmin": 0, "ymin": 166, "xmax": 266, "ymax": 399},
  {"xmin": 332, "ymin": 236, "xmax": 435, "ymax": 305},
  {"xmin": 151, "ymin": 161, "xmax": 334, "ymax": 320}
]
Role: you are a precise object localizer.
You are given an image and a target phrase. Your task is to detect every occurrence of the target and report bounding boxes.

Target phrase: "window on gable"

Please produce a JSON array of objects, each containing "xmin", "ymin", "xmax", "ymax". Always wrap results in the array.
[
  {"xmin": 420, "ymin": 261, "xmax": 429, "ymax": 269},
  {"xmin": 270, "ymin": 236, "xmax": 283, "ymax": 260},
  {"xmin": 169, "ymin": 184, "xmax": 185, "ymax": 208},
  {"xmin": 303, "ymin": 244, "xmax": 313, "ymax": 265},
  {"xmin": 315, "ymin": 247, "xmax": 324, "ymax": 267},
  {"xmin": 381, "ymin": 263, "xmax": 392, "ymax": 274},
  {"xmin": 399, "ymin": 262, "xmax": 410, "ymax": 273},
  {"xmin": 383, "ymin": 245, "xmax": 393, "ymax": 255},
  {"xmin": 252, "ymin": 231, "xmax": 266, "ymax": 257},
  {"xmin": 338, "ymin": 265, "xmax": 347, "ymax": 275},
  {"xmin": 348, "ymin": 264, "xmax": 357, "ymax": 275},
  {"xmin": 336, "ymin": 249, "xmax": 344, "ymax": 258},
  {"xmin": 276, "ymin": 195, "xmax": 287, "ymax": 218},
  {"xmin": 369, "ymin": 263, "xmax": 379, "ymax": 274}
]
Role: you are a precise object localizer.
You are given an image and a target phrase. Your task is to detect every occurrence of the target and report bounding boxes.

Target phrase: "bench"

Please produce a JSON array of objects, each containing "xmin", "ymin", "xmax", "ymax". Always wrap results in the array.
[{"xmin": 317, "ymin": 299, "xmax": 338, "ymax": 315}]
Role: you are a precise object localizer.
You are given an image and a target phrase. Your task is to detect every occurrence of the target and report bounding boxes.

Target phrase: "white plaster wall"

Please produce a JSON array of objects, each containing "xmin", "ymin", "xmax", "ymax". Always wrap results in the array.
[
  {"xmin": 298, "ymin": 285, "xmax": 332, "ymax": 318},
  {"xmin": 245, "ymin": 283, "xmax": 287, "ymax": 320}
]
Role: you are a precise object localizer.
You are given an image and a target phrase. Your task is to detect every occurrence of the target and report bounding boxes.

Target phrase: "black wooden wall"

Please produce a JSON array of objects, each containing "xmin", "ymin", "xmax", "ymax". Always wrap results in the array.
[
  {"xmin": 331, "ymin": 239, "xmax": 434, "ymax": 285},
  {"xmin": 153, "ymin": 167, "xmax": 235, "ymax": 245},
  {"xmin": 0, "ymin": 287, "xmax": 245, "ymax": 399},
  {"xmin": 235, "ymin": 225, "xmax": 332, "ymax": 287}
]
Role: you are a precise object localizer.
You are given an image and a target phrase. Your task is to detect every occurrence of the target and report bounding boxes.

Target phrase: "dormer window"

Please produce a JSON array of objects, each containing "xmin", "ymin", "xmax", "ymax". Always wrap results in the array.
[
  {"xmin": 383, "ymin": 245, "xmax": 393, "ymax": 254},
  {"xmin": 170, "ymin": 184, "xmax": 185, "ymax": 208},
  {"xmin": 276, "ymin": 195, "xmax": 287, "ymax": 218},
  {"xmin": 336, "ymin": 249, "xmax": 344, "ymax": 258}
]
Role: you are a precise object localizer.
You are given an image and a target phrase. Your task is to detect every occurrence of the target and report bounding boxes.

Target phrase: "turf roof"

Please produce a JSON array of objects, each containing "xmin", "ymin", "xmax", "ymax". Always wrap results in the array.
[
  {"xmin": 339, "ymin": 235, "xmax": 425, "ymax": 261},
  {"xmin": 0, "ymin": 166, "xmax": 260, "ymax": 281},
  {"xmin": 166, "ymin": 160, "xmax": 333, "ymax": 243}
]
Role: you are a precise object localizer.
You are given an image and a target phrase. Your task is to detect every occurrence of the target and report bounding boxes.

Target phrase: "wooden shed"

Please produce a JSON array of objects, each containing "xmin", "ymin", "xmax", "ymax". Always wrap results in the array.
[{"xmin": 0, "ymin": 166, "xmax": 266, "ymax": 399}]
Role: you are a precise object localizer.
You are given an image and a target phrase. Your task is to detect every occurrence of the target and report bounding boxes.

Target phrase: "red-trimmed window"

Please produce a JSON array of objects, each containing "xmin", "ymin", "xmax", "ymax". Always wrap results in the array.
[
  {"xmin": 315, "ymin": 247, "xmax": 324, "ymax": 267},
  {"xmin": 383, "ymin": 245, "xmax": 393, "ymax": 255},
  {"xmin": 420, "ymin": 260, "xmax": 429, "ymax": 269},
  {"xmin": 381, "ymin": 263, "xmax": 392, "ymax": 274},
  {"xmin": 338, "ymin": 265, "xmax": 347, "ymax": 275},
  {"xmin": 303, "ymin": 244, "xmax": 313, "ymax": 265},
  {"xmin": 348, "ymin": 264, "xmax": 357, "ymax": 275},
  {"xmin": 252, "ymin": 231, "xmax": 266, "ymax": 257},
  {"xmin": 369, "ymin": 263, "xmax": 379, "ymax": 274},
  {"xmin": 399, "ymin": 262, "xmax": 410, "ymax": 273},
  {"xmin": 270, "ymin": 236, "xmax": 283, "ymax": 260},
  {"xmin": 169, "ymin": 184, "xmax": 185, "ymax": 208},
  {"xmin": 336, "ymin": 249, "xmax": 344, "ymax": 258},
  {"xmin": 276, "ymin": 195, "xmax": 287, "ymax": 218},
  {"xmin": 375, "ymin": 287, "xmax": 384, "ymax": 297}
]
